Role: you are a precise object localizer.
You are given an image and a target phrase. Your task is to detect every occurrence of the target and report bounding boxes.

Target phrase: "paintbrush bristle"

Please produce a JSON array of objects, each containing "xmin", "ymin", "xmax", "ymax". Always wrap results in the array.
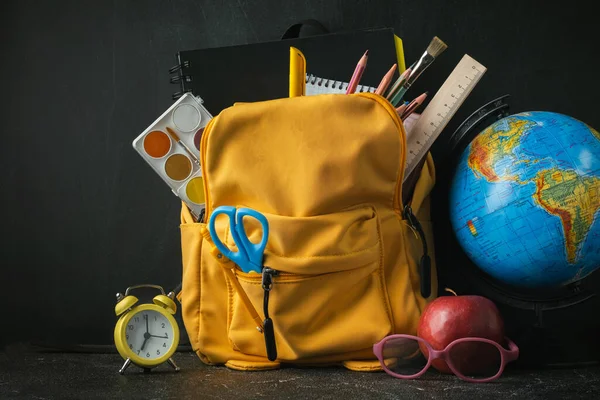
[{"xmin": 427, "ymin": 36, "xmax": 447, "ymax": 58}]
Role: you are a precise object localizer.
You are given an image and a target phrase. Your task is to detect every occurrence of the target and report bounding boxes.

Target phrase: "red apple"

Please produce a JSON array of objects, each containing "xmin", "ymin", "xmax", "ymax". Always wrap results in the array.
[{"xmin": 417, "ymin": 295, "xmax": 504, "ymax": 374}]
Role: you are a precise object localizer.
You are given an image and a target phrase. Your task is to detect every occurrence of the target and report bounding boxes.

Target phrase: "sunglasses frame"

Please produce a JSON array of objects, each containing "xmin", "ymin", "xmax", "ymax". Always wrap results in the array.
[{"xmin": 373, "ymin": 334, "xmax": 520, "ymax": 383}]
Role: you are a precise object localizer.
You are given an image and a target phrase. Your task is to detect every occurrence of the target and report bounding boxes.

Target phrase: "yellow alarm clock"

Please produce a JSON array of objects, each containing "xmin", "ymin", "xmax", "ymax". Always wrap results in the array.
[{"xmin": 114, "ymin": 284, "xmax": 180, "ymax": 374}]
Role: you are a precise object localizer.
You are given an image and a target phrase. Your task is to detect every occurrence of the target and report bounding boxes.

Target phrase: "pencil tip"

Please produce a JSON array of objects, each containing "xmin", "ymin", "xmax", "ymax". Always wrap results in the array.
[{"xmin": 364, "ymin": 50, "xmax": 369, "ymax": 56}]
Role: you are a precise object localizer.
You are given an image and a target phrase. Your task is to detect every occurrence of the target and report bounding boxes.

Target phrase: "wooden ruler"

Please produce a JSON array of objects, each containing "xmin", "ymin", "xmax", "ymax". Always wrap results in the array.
[{"xmin": 403, "ymin": 54, "xmax": 487, "ymax": 180}]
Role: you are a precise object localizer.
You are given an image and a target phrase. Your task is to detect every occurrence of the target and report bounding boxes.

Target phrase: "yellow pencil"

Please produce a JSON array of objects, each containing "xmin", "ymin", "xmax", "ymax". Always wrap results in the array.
[{"xmin": 289, "ymin": 47, "xmax": 306, "ymax": 97}]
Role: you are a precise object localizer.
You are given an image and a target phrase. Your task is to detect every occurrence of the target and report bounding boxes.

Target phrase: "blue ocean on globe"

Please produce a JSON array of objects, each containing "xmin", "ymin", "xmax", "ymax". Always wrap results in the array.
[{"xmin": 449, "ymin": 111, "xmax": 600, "ymax": 288}]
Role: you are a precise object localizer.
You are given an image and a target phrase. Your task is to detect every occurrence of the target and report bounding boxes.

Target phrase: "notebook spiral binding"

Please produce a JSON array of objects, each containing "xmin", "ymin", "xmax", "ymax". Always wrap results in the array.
[
  {"xmin": 305, "ymin": 73, "xmax": 376, "ymax": 93},
  {"xmin": 169, "ymin": 59, "xmax": 193, "ymax": 100}
]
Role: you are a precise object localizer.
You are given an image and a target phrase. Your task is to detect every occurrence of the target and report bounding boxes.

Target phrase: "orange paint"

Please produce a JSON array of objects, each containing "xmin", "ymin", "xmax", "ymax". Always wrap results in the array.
[{"xmin": 143, "ymin": 130, "xmax": 171, "ymax": 158}]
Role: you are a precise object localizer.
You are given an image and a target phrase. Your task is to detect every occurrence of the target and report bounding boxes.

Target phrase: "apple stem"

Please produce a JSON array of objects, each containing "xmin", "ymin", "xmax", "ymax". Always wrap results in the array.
[{"xmin": 444, "ymin": 287, "xmax": 458, "ymax": 296}]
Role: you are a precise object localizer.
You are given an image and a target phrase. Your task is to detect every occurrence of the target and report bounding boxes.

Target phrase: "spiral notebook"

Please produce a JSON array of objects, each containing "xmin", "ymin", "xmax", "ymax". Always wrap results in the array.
[
  {"xmin": 170, "ymin": 28, "xmax": 403, "ymax": 114},
  {"xmin": 305, "ymin": 73, "xmax": 377, "ymax": 95}
]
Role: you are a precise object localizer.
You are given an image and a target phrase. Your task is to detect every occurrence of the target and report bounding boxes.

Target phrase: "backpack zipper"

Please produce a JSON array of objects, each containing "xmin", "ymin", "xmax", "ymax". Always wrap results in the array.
[
  {"xmin": 357, "ymin": 92, "xmax": 407, "ymax": 211},
  {"xmin": 403, "ymin": 205, "xmax": 431, "ymax": 298},
  {"xmin": 360, "ymin": 93, "xmax": 432, "ymax": 296},
  {"xmin": 261, "ymin": 267, "xmax": 279, "ymax": 361}
]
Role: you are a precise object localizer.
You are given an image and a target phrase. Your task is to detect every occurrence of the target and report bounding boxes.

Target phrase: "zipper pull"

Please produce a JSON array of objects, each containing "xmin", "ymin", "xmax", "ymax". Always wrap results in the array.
[
  {"xmin": 261, "ymin": 267, "xmax": 279, "ymax": 361},
  {"xmin": 404, "ymin": 206, "xmax": 431, "ymax": 298}
]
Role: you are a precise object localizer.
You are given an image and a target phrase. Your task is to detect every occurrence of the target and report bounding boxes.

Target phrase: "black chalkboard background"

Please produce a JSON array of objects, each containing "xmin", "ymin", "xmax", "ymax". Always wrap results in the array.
[{"xmin": 1, "ymin": 0, "xmax": 598, "ymax": 349}]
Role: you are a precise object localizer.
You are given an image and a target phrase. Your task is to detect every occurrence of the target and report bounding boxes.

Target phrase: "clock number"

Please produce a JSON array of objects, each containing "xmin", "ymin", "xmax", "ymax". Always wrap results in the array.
[
  {"xmin": 163, "ymin": 343, "xmax": 166, "ymax": 348},
  {"xmin": 134, "ymin": 317, "xmax": 139, "ymax": 323},
  {"xmin": 126, "ymin": 334, "xmax": 129, "ymax": 340},
  {"xmin": 155, "ymin": 316, "xmax": 157, "ymax": 321},
  {"xmin": 161, "ymin": 323, "xmax": 165, "ymax": 329},
  {"xmin": 146, "ymin": 352, "xmax": 150, "ymax": 358},
  {"xmin": 165, "ymin": 332, "xmax": 168, "ymax": 338},
  {"xmin": 129, "ymin": 343, "xmax": 133, "ymax": 349},
  {"xmin": 128, "ymin": 325, "xmax": 134, "ymax": 330},
  {"xmin": 157, "ymin": 350, "xmax": 161, "ymax": 355}
]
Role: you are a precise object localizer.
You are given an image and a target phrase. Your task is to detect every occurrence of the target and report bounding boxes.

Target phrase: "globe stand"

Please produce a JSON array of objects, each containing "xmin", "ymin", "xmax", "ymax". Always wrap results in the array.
[{"xmin": 433, "ymin": 94, "xmax": 600, "ymax": 367}]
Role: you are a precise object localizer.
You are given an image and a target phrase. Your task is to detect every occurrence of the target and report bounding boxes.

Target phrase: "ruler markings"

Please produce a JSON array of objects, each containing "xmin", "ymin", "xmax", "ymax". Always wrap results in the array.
[{"xmin": 403, "ymin": 54, "xmax": 487, "ymax": 180}]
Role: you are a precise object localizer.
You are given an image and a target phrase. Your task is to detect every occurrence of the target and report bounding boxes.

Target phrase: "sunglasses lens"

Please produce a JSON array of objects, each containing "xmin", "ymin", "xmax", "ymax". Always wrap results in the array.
[
  {"xmin": 381, "ymin": 336, "xmax": 428, "ymax": 377},
  {"xmin": 448, "ymin": 340, "xmax": 502, "ymax": 380}
]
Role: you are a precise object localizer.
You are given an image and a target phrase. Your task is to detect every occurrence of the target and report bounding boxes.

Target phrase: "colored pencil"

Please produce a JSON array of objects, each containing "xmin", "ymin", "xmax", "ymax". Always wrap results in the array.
[
  {"xmin": 396, "ymin": 104, "xmax": 408, "ymax": 115},
  {"xmin": 375, "ymin": 63, "xmax": 397, "ymax": 95},
  {"xmin": 346, "ymin": 50, "xmax": 369, "ymax": 94},
  {"xmin": 385, "ymin": 67, "xmax": 412, "ymax": 101},
  {"xmin": 401, "ymin": 92, "xmax": 428, "ymax": 120}
]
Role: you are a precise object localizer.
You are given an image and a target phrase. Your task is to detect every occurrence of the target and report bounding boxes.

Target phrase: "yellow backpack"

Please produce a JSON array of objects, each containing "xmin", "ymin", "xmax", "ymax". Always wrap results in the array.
[{"xmin": 178, "ymin": 92, "xmax": 438, "ymax": 371}]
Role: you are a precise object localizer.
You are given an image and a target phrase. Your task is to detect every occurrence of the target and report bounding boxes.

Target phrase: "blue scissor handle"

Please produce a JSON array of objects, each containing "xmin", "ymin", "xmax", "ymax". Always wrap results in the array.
[
  {"xmin": 208, "ymin": 206, "xmax": 269, "ymax": 273},
  {"xmin": 208, "ymin": 206, "xmax": 249, "ymax": 267},
  {"xmin": 234, "ymin": 208, "xmax": 269, "ymax": 273}
]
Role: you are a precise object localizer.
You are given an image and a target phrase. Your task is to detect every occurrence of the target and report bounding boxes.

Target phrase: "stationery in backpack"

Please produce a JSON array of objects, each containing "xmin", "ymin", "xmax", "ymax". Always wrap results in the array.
[{"xmin": 169, "ymin": 28, "xmax": 404, "ymax": 115}]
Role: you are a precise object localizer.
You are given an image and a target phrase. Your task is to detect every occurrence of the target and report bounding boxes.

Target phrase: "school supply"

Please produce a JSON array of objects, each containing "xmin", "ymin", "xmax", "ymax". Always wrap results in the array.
[
  {"xmin": 403, "ymin": 54, "xmax": 486, "ymax": 180},
  {"xmin": 178, "ymin": 92, "xmax": 438, "ymax": 371},
  {"xmin": 372, "ymin": 334, "xmax": 519, "ymax": 382},
  {"xmin": 132, "ymin": 94, "xmax": 212, "ymax": 220},
  {"xmin": 396, "ymin": 103, "xmax": 408, "ymax": 115},
  {"xmin": 346, "ymin": 50, "xmax": 369, "ymax": 94},
  {"xmin": 375, "ymin": 63, "xmax": 397, "ymax": 95},
  {"xmin": 208, "ymin": 206, "xmax": 269, "ymax": 274},
  {"xmin": 386, "ymin": 67, "xmax": 412, "ymax": 103},
  {"xmin": 305, "ymin": 74, "xmax": 377, "ymax": 95},
  {"xmin": 169, "ymin": 28, "xmax": 403, "ymax": 114},
  {"xmin": 289, "ymin": 47, "xmax": 306, "ymax": 97},
  {"xmin": 392, "ymin": 36, "xmax": 448, "ymax": 104},
  {"xmin": 400, "ymin": 92, "xmax": 428, "ymax": 120}
]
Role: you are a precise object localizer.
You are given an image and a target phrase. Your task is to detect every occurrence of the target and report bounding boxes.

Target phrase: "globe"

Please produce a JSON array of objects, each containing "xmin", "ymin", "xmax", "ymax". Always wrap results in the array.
[{"xmin": 449, "ymin": 111, "xmax": 600, "ymax": 288}]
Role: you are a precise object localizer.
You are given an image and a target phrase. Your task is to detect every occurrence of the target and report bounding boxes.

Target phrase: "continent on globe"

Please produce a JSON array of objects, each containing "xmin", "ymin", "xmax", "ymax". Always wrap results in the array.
[
  {"xmin": 450, "ymin": 111, "xmax": 600, "ymax": 288},
  {"xmin": 468, "ymin": 117, "xmax": 536, "ymax": 182},
  {"xmin": 533, "ymin": 168, "xmax": 600, "ymax": 264}
]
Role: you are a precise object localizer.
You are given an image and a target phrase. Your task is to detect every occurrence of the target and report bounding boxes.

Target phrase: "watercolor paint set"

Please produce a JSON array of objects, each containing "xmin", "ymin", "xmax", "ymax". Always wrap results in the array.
[{"xmin": 132, "ymin": 93, "xmax": 212, "ymax": 220}]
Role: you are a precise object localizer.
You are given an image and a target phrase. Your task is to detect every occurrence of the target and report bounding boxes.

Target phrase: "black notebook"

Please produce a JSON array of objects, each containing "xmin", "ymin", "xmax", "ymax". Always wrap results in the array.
[{"xmin": 169, "ymin": 28, "xmax": 404, "ymax": 115}]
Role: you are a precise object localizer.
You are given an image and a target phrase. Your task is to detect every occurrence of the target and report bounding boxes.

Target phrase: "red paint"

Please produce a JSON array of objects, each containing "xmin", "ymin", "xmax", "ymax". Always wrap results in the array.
[{"xmin": 417, "ymin": 295, "xmax": 504, "ymax": 374}]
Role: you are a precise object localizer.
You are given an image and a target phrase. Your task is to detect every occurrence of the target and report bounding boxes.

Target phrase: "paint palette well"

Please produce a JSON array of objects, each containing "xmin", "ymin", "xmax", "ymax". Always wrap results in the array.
[{"xmin": 132, "ymin": 93, "xmax": 212, "ymax": 220}]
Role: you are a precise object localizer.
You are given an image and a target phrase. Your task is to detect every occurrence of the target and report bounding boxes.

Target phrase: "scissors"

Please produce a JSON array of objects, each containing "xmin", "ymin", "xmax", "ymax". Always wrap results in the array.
[{"xmin": 208, "ymin": 206, "xmax": 269, "ymax": 273}]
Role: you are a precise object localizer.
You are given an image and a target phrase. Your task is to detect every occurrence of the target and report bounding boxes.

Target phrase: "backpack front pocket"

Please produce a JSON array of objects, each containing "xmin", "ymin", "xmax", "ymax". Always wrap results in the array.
[{"xmin": 224, "ymin": 205, "xmax": 394, "ymax": 361}]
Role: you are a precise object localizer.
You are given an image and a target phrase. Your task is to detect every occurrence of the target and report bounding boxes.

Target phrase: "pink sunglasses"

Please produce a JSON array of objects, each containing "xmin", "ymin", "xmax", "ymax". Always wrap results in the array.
[{"xmin": 373, "ymin": 334, "xmax": 519, "ymax": 383}]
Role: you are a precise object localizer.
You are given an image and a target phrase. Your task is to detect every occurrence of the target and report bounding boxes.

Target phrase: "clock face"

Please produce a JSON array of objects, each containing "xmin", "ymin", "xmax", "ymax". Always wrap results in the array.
[{"xmin": 125, "ymin": 309, "xmax": 175, "ymax": 360}]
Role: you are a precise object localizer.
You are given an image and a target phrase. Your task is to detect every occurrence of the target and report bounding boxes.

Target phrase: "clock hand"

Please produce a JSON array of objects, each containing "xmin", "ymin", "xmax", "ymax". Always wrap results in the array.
[
  {"xmin": 145, "ymin": 314, "xmax": 149, "ymax": 334},
  {"xmin": 149, "ymin": 334, "xmax": 168, "ymax": 339},
  {"xmin": 141, "ymin": 335, "xmax": 149, "ymax": 351},
  {"xmin": 141, "ymin": 327, "xmax": 152, "ymax": 351}
]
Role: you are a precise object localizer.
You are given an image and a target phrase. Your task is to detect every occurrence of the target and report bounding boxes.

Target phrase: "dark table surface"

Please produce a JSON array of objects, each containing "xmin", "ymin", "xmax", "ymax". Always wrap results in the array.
[{"xmin": 2, "ymin": 349, "xmax": 599, "ymax": 400}]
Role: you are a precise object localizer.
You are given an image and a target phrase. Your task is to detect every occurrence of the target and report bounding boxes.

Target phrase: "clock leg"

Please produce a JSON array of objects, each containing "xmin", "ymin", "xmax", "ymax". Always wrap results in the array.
[
  {"xmin": 167, "ymin": 357, "xmax": 180, "ymax": 372},
  {"xmin": 119, "ymin": 358, "xmax": 132, "ymax": 375}
]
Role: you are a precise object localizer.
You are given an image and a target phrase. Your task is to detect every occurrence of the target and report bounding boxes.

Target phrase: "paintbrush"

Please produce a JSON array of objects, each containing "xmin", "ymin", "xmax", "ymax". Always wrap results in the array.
[
  {"xmin": 392, "ymin": 36, "xmax": 447, "ymax": 104},
  {"xmin": 166, "ymin": 127, "xmax": 200, "ymax": 165}
]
